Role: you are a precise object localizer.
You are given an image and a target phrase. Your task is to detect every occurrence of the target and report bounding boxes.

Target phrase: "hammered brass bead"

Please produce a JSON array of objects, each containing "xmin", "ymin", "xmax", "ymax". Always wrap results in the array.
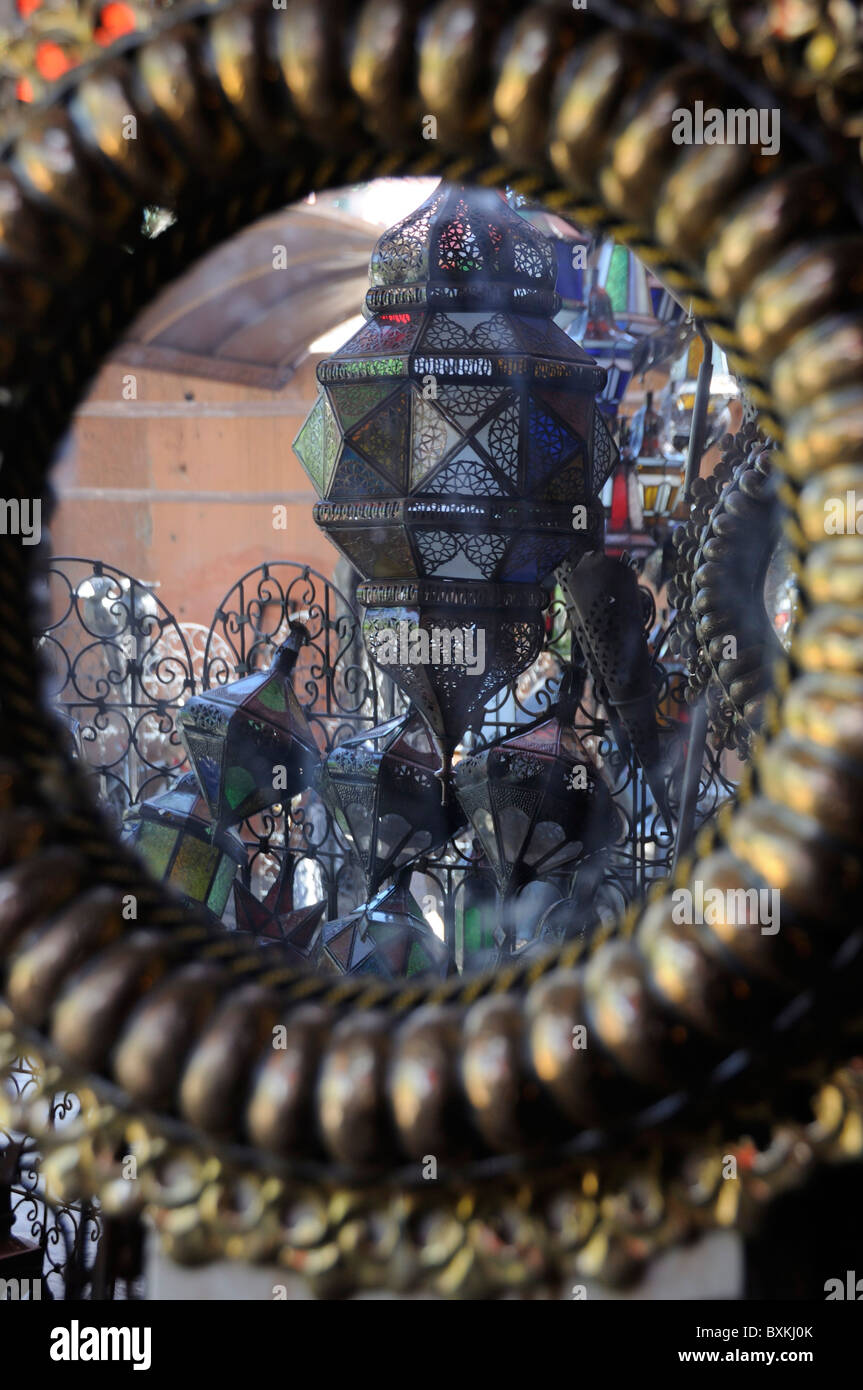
[
  {"xmin": 705, "ymin": 167, "xmax": 844, "ymax": 302},
  {"xmin": 794, "ymin": 605, "xmax": 863, "ymax": 674},
  {"xmin": 738, "ymin": 238, "xmax": 863, "ymax": 362},
  {"xmin": 178, "ymin": 981, "xmax": 282, "ymax": 1138},
  {"xmin": 600, "ymin": 64, "xmax": 724, "ymax": 225},
  {"xmin": 134, "ymin": 25, "xmax": 246, "ymax": 167},
  {"xmin": 759, "ymin": 730, "xmax": 863, "ymax": 848},
  {"xmin": 549, "ymin": 31, "xmax": 664, "ymax": 199},
  {"xmin": 582, "ymin": 939, "xmax": 690, "ymax": 1089},
  {"xmin": 772, "ymin": 312, "xmax": 863, "ymax": 413},
  {"xmin": 525, "ymin": 969, "xmax": 597, "ymax": 1127},
  {"xmin": 725, "ymin": 797, "xmax": 861, "ymax": 920},
  {"xmin": 686, "ymin": 848, "xmax": 813, "ymax": 989},
  {"xmin": 113, "ymin": 961, "xmax": 233, "ymax": 1112},
  {"xmin": 208, "ymin": 3, "xmax": 298, "ymax": 149},
  {"xmin": 0, "ymin": 847, "xmax": 86, "ymax": 959},
  {"xmin": 317, "ymin": 1012, "xmax": 393, "ymax": 1166},
  {"xmin": 6, "ymin": 886, "xmax": 128, "ymax": 1026},
  {"xmin": 245, "ymin": 1002, "xmax": 328, "ymax": 1155},
  {"xmin": 654, "ymin": 141, "xmax": 763, "ymax": 264},
  {"xmin": 785, "ymin": 386, "xmax": 863, "ymax": 482},
  {"xmin": 803, "ymin": 537, "xmax": 863, "ymax": 606},
  {"xmin": 274, "ymin": 0, "xmax": 361, "ymax": 145},
  {"xmin": 783, "ymin": 672, "xmax": 863, "ymax": 761},
  {"xmin": 0, "ymin": 169, "xmax": 90, "ymax": 285},
  {"xmin": 51, "ymin": 931, "xmax": 189, "ymax": 1071},
  {"xmin": 461, "ymin": 994, "xmax": 538, "ymax": 1152},
  {"xmin": 636, "ymin": 895, "xmax": 753, "ymax": 1039},
  {"xmin": 389, "ymin": 1004, "xmax": 465, "ymax": 1161},
  {"xmin": 798, "ymin": 464, "xmax": 863, "ymax": 543},
  {"xmin": 418, "ymin": 0, "xmax": 508, "ymax": 146},
  {"xmin": 349, "ymin": 0, "xmax": 423, "ymax": 143},
  {"xmin": 491, "ymin": 4, "xmax": 590, "ymax": 168},
  {"xmin": 69, "ymin": 64, "xmax": 187, "ymax": 204},
  {"xmin": 13, "ymin": 109, "xmax": 137, "ymax": 237}
]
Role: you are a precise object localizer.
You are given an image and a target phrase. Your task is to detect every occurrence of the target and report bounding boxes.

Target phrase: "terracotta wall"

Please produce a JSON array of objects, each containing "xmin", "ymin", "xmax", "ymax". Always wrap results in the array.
[{"xmin": 50, "ymin": 355, "xmax": 342, "ymax": 629}]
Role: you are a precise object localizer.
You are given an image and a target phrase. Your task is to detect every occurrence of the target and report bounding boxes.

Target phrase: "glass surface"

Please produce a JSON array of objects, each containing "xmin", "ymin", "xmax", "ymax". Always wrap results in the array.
[{"xmin": 762, "ymin": 538, "xmax": 799, "ymax": 654}]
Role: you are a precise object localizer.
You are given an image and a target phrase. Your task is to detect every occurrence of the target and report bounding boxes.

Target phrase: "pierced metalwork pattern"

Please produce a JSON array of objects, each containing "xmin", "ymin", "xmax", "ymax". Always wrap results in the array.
[
  {"xmin": 437, "ymin": 384, "xmax": 507, "ymax": 424},
  {"xmin": 369, "ymin": 186, "xmax": 556, "ymax": 300},
  {"xmin": 420, "ymin": 312, "xmax": 521, "ymax": 354},
  {"xmin": 410, "ymin": 392, "xmax": 462, "ymax": 487},
  {"xmin": 421, "ymin": 455, "xmax": 506, "ymax": 498}
]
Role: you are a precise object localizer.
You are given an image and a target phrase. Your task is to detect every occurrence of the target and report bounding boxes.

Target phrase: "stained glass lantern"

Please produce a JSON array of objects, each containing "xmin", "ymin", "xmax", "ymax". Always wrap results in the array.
[
  {"xmin": 232, "ymin": 857, "xmax": 325, "ymax": 962},
  {"xmin": 294, "ymin": 184, "xmax": 614, "ymax": 758},
  {"xmin": 318, "ymin": 708, "xmax": 464, "ymax": 898},
  {"xmin": 319, "ymin": 877, "xmax": 451, "ymax": 979},
  {"xmin": 177, "ymin": 623, "xmax": 318, "ymax": 830},
  {"xmin": 626, "ymin": 391, "xmax": 683, "ymax": 526},
  {"xmin": 665, "ymin": 336, "xmax": 740, "ymax": 458},
  {"xmin": 453, "ymin": 708, "xmax": 621, "ymax": 898},
  {"xmin": 121, "ymin": 772, "xmax": 246, "ymax": 920}
]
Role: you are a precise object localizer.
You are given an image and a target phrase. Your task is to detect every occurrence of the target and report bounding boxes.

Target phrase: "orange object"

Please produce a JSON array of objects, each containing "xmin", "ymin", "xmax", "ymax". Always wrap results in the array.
[
  {"xmin": 35, "ymin": 40, "xmax": 72, "ymax": 82},
  {"xmin": 16, "ymin": 77, "xmax": 34, "ymax": 103},
  {"xmin": 95, "ymin": 2, "xmax": 137, "ymax": 44}
]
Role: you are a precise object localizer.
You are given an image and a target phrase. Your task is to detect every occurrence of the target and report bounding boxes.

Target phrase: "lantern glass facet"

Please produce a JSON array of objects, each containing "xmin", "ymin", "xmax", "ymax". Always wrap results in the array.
[
  {"xmin": 122, "ymin": 772, "xmax": 246, "ymax": 919},
  {"xmin": 319, "ymin": 879, "xmax": 451, "ymax": 979},
  {"xmin": 453, "ymin": 713, "xmax": 621, "ymax": 895}
]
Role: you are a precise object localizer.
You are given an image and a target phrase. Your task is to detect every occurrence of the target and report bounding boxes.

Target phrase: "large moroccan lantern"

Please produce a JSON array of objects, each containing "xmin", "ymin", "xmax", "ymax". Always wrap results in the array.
[{"xmin": 294, "ymin": 184, "xmax": 617, "ymax": 762}]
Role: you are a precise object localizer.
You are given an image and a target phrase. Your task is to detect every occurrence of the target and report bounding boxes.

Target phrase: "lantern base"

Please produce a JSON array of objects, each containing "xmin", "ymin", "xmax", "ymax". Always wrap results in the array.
[{"xmin": 357, "ymin": 576, "xmax": 548, "ymax": 753}]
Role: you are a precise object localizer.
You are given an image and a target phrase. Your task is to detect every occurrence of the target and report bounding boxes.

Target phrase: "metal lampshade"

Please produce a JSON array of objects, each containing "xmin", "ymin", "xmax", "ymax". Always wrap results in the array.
[
  {"xmin": 121, "ymin": 771, "xmax": 246, "ymax": 920},
  {"xmin": 177, "ymin": 623, "xmax": 318, "ymax": 830},
  {"xmin": 453, "ymin": 710, "xmax": 621, "ymax": 897},
  {"xmin": 294, "ymin": 184, "xmax": 612, "ymax": 756},
  {"xmin": 318, "ymin": 707, "xmax": 464, "ymax": 898}
]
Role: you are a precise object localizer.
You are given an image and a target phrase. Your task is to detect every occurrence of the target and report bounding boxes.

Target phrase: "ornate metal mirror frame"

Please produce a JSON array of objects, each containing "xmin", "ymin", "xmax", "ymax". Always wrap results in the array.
[{"xmin": 1, "ymin": 0, "xmax": 862, "ymax": 1297}]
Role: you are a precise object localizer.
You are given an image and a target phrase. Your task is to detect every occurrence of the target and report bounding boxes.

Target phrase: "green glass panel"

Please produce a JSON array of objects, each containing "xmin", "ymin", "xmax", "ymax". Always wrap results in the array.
[
  {"xmin": 171, "ymin": 834, "xmax": 215, "ymax": 902},
  {"xmin": 324, "ymin": 356, "xmax": 404, "ymax": 379},
  {"xmin": 255, "ymin": 678, "xmax": 287, "ymax": 714},
  {"xmin": 327, "ymin": 380, "xmax": 395, "ymax": 431},
  {"xmin": 606, "ymin": 244, "xmax": 628, "ymax": 314},
  {"xmin": 293, "ymin": 396, "xmax": 327, "ymax": 494},
  {"xmin": 135, "ymin": 821, "xmax": 177, "ymax": 880},
  {"xmin": 207, "ymin": 853, "xmax": 239, "ymax": 917},
  {"xmin": 225, "ymin": 763, "xmax": 257, "ymax": 811},
  {"xmin": 462, "ymin": 903, "xmax": 494, "ymax": 957},
  {"xmin": 406, "ymin": 941, "xmax": 432, "ymax": 976}
]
